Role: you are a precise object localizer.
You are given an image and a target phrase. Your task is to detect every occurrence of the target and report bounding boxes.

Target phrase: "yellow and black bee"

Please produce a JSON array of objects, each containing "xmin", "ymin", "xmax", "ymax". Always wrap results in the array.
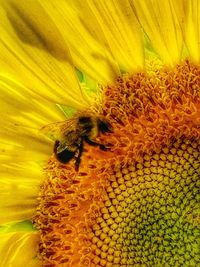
[{"xmin": 41, "ymin": 112, "xmax": 112, "ymax": 171}]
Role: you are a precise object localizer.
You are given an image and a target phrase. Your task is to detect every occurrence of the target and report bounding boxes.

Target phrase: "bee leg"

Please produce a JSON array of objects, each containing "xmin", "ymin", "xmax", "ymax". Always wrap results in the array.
[
  {"xmin": 75, "ymin": 139, "xmax": 84, "ymax": 171},
  {"xmin": 84, "ymin": 136, "xmax": 110, "ymax": 151}
]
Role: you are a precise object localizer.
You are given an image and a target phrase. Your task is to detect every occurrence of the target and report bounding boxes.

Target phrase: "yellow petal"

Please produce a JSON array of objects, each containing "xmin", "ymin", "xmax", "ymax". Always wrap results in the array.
[
  {"xmin": 0, "ymin": 74, "xmax": 64, "ymax": 127},
  {"xmin": 0, "ymin": 220, "xmax": 35, "ymax": 234},
  {"xmin": 83, "ymin": 0, "xmax": 144, "ymax": 72},
  {"xmin": 184, "ymin": 0, "xmax": 200, "ymax": 63},
  {"xmin": 0, "ymin": 232, "xmax": 41, "ymax": 267},
  {"xmin": 0, "ymin": 0, "xmax": 89, "ymax": 109},
  {"xmin": 0, "ymin": 76, "xmax": 59, "ymax": 162},
  {"xmin": 37, "ymin": 0, "xmax": 120, "ymax": 83},
  {"xmin": 132, "ymin": 0, "xmax": 185, "ymax": 65},
  {"xmin": 0, "ymin": 76, "xmax": 55, "ymax": 225},
  {"xmin": 0, "ymin": 162, "xmax": 41, "ymax": 224},
  {"xmin": 0, "ymin": 129, "xmax": 52, "ymax": 164}
]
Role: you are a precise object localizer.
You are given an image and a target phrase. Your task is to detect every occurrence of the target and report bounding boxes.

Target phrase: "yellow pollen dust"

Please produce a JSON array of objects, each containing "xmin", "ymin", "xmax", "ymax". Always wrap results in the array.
[{"xmin": 34, "ymin": 61, "xmax": 200, "ymax": 267}]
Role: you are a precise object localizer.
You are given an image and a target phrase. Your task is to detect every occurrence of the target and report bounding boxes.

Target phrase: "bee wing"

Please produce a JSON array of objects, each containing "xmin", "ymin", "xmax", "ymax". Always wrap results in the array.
[
  {"xmin": 40, "ymin": 119, "xmax": 77, "ymax": 141},
  {"xmin": 56, "ymin": 140, "xmax": 69, "ymax": 153}
]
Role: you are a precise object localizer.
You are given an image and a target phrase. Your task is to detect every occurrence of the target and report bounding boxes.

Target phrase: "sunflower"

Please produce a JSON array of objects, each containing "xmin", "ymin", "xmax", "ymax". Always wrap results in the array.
[{"xmin": 0, "ymin": 0, "xmax": 199, "ymax": 266}]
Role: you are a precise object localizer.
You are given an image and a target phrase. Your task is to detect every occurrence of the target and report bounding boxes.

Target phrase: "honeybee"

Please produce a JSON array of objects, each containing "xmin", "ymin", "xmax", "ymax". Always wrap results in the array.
[{"xmin": 41, "ymin": 112, "xmax": 113, "ymax": 171}]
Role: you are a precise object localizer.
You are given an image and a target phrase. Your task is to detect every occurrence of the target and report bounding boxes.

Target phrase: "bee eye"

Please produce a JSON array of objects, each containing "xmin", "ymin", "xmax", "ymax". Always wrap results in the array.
[{"xmin": 98, "ymin": 119, "xmax": 113, "ymax": 133}]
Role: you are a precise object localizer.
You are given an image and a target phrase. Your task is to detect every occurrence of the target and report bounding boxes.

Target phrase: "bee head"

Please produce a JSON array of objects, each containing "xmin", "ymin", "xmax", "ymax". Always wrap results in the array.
[{"xmin": 97, "ymin": 118, "xmax": 113, "ymax": 134}]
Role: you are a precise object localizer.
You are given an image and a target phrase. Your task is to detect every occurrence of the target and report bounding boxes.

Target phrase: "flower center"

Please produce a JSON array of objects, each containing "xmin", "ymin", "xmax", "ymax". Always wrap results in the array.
[
  {"xmin": 34, "ymin": 60, "xmax": 200, "ymax": 267},
  {"xmin": 90, "ymin": 138, "xmax": 199, "ymax": 266}
]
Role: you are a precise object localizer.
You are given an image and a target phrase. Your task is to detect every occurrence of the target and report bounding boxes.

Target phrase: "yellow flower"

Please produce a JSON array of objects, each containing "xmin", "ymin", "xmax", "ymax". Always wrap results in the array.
[{"xmin": 0, "ymin": 0, "xmax": 199, "ymax": 266}]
